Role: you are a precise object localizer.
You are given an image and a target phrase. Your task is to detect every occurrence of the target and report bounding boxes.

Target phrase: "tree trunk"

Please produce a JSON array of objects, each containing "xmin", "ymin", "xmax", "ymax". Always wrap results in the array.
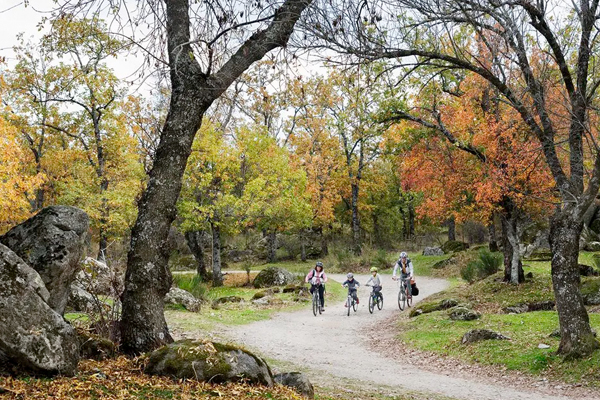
[
  {"xmin": 185, "ymin": 230, "xmax": 210, "ymax": 279},
  {"xmin": 211, "ymin": 221, "xmax": 223, "ymax": 287},
  {"xmin": 319, "ymin": 227, "xmax": 328, "ymax": 256},
  {"xmin": 500, "ymin": 212, "xmax": 524, "ymax": 284},
  {"xmin": 351, "ymin": 182, "xmax": 361, "ymax": 255},
  {"xmin": 408, "ymin": 201, "xmax": 415, "ymax": 239},
  {"xmin": 488, "ymin": 219, "xmax": 499, "ymax": 252},
  {"xmin": 549, "ymin": 212, "xmax": 599, "ymax": 358},
  {"xmin": 97, "ymin": 234, "xmax": 108, "ymax": 263},
  {"xmin": 447, "ymin": 216, "xmax": 456, "ymax": 241},
  {"xmin": 300, "ymin": 229, "xmax": 307, "ymax": 262},
  {"xmin": 267, "ymin": 231, "xmax": 277, "ymax": 263},
  {"xmin": 119, "ymin": 0, "xmax": 312, "ymax": 354}
]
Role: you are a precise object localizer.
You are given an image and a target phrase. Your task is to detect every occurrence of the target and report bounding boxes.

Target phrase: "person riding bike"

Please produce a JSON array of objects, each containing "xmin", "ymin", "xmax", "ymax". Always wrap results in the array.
[
  {"xmin": 342, "ymin": 272, "xmax": 360, "ymax": 306},
  {"xmin": 393, "ymin": 251, "xmax": 414, "ymax": 297},
  {"xmin": 305, "ymin": 261, "xmax": 328, "ymax": 312},
  {"xmin": 365, "ymin": 267, "xmax": 383, "ymax": 301}
]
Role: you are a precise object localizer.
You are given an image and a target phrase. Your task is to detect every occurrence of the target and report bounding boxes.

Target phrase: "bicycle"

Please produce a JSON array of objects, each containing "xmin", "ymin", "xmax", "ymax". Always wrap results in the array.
[
  {"xmin": 310, "ymin": 283, "xmax": 323, "ymax": 316},
  {"xmin": 365, "ymin": 284, "xmax": 383, "ymax": 313},
  {"xmin": 395, "ymin": 277, "xmax": 413, "ymax": 311},
  {"xmin": 344, "ymin": 287, "xmax": 358, "ymax": 316}
]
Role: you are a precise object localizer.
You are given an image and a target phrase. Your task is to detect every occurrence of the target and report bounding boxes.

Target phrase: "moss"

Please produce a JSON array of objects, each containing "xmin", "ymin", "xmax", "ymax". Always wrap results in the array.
[{"xmin": 581, "ymin": 277, "xmax": 600, "ymax": 296}]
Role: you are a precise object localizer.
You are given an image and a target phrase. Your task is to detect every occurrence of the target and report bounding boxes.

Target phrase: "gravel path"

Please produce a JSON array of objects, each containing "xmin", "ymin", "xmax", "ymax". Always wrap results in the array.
[{"xmin": 220, "ymin": 274, "xmax": 600, "ymax": 400}]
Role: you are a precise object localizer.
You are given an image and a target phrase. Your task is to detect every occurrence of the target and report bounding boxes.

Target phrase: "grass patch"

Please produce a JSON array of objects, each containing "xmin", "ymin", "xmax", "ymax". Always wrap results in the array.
[
  {"xmin": 166, "ymin": 276, "xmax": 346, "ymax": 333},
  {"xmin": 400, "ymin": 250, "xmax": 600, "ymax": 385}
]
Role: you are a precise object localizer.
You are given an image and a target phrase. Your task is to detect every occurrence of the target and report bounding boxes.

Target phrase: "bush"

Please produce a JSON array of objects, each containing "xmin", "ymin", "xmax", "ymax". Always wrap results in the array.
[
  {"xmin": 460, "ymin": 261, "xmax": 478, "ymax": 283},
  {"xmin": 172, "ymin": 274, "xmax": 208, "ymax": 301},
  {"xmin": 460, "ymin": 249, "xmax": 502, "ymax": 283},
  {"xmin": 478, "ymin": 249, "xmax": 503, "ymax": 277}
]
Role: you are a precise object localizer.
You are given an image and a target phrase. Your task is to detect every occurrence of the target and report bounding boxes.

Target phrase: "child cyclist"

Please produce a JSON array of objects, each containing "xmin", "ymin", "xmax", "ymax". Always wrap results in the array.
[
  {"xmin": 305, "ymin": 261, "xmax": 328, "ymax": 312},
  {"xmin": 365, "ymin": 266, "xmax": 383, "ymax": 301},
  {"xmin": 341, "ymin": 272, "xmax": 360, "ymax": 306},
  {"xmin": 392, "ymin": 251, "xmax": 414, "ymax": 297}
]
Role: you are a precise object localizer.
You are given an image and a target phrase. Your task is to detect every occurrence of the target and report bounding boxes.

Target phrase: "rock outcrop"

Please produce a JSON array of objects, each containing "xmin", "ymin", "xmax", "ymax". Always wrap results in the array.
[
  {"xmin": 0, "ymin": 244, "xmax": 79, "ymax": 376},
  {"xmin": 0, "ymin": 206, "xmax": 89, "ymax": 315}
]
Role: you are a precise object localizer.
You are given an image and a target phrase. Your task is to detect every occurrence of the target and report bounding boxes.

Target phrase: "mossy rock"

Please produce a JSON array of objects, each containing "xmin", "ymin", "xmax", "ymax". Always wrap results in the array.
[
  {"xmin": 252, "ymin": 291, "xmax": 267, "ymax": 300},
  {"xmin": 449, "ymin": 306, "xmax": 480, "ymax": 321},
  {"xmin": 409, "ymin": 298, "xmax": 459, "ymax": 317},
  {"xmin": 252, "ymin": 267, "xmax": 295, "ymax": 288},
  {"xmin": 77, "ymin": 329, "xmax": 116, "ymax": 361},
  {"xmin": 441, "ymin": 240, "xmax": 469, "ymax": 253},
  {"xmin": 145, "ymin": 339, "xmax": 273, "ymax": 386}
]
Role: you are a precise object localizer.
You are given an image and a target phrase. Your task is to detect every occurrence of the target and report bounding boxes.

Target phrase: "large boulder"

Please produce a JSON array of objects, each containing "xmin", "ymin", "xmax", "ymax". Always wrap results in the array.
[
  {"xmin": 252, "ymin": 267, "xmax": 296, "ymax": 288},
  {"xmin": 0, "ymin": 206, "xmax": 89, "ymax": 315},
  {"xmin": 422, "ymin": 247, "xmax": 444, "ymax": 256},
  {"xmin": 0, "ymin": 244, "xmax": 79, "ymax": 376},
  {"xmin": 274, "ymin": 372, "xmax": 314, "ymax": 399},
  {"xmin": 164, "ymin": 287, "xmax": 202, "ymax": 312},
  {"xmin": 145, "ymin": 340, "xmax": 273, "ymax": 386}
]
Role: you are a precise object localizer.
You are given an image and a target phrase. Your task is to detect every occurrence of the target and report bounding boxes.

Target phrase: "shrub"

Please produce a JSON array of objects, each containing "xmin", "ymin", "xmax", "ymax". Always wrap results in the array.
[
  {"xmin": 172, "ymin": 274, "xmax": 208, "ymax": 301},
  {"xmin": 477, "ymin": 249, "xmax": 503, "ymax": 277},
  {"xmin": 460, "ymin": 249, "xmax": 502, "ymax": 283},
  {"xmin": 460, "ymin": 261, "xmax": 478, "ymax": 283}
]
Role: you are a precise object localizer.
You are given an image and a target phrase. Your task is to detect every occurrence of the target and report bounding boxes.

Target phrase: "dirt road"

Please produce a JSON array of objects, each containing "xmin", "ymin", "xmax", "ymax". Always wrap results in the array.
[{"xmin": 220, "ymin": 274, "xmax": 600, "ymax": 400}]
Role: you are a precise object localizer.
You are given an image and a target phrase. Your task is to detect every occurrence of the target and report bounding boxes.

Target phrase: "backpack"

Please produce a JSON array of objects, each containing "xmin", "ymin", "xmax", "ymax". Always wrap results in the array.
[{"xmin": 411, "ymin": 282, "xmax": 419, "ymax": 296}]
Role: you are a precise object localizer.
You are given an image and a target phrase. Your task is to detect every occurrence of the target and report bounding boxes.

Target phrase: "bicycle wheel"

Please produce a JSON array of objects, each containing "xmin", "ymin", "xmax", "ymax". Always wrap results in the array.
[
  {"xmin": 368, "ymin": 294, "xmax": 375, "ymax": 314},
  {"xmin": 312, "ymin": 292, "xmax": 319, "ymax": 316},
  {"xmin": 377, "ymin": 294, "xmax": 383, "ymax": 310},
  {"xmin": 347, "ymin": 296, "xmax": 351, "ymax": 316},
  {"xmin": 352, "ymin": 297, "xmax": 358, "ymax": 312},
  {"xmin": 398, "ymin": 286, "xmax": 406, "ymax": 311}
]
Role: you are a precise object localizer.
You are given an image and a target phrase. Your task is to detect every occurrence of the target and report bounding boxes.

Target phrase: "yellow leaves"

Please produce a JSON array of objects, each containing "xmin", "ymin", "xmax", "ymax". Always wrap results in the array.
[{"xmin": 0, "ymin": 117, "xmax": 44, "ymax": 233}]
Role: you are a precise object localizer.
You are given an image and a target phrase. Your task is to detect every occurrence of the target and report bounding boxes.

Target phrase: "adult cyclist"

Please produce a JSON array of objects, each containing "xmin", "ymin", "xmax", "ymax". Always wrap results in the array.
[
  {"xmin": 305, "ymin": 261, "xmax": 328, "ymax": 312},
  {"xmin": 392, "ymin": 251, "xmax": 414, "ymax": 298}
]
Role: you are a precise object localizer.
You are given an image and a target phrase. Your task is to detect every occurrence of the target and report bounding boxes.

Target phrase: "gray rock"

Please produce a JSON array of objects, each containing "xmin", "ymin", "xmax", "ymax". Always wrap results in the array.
[
  {"xmin": 462, "ymin": 329, "xmax": 510, "ymax": 344},
  {"xmin": 77, "ymin": 257, "xmax": 120, "ymax": 296},
  {"xmin": 165, "ymin": 287, "xmax": 202, "ymax": 312},
  {"xmin": 78, "ymin": 330, "xmax": 116, "ymax": 361},
  {"xmin": 68, "ymin": 283, "xmax": 103, "ymax": 313},
  {"xmin": 504, "ymin": 304, "xmax": 529, "ymax": 314},
  {"xmin": 440, "ymin": 298, "xmax": 459, "ymax": 309},
  {"xmin": 145, "ymin": 340, "xmax": 273, "ymax": 385},
  {"xmin": 214, "ymin": 295, "xmax": 243, "ymax": 304},
  {"xmin": 0, "ymin": 244, "xmax": 79, "ymax": 376},
  {"xmin": 584, "ymin": 241, "xmax": 600, "ymax": 252},
  {"xmin": 584, "ymin": 291, "xmax": 600, "ymax": 306},
  {"xmin": 0, "ymin": 206, "xmax": 89, "ymax": 315},
  {"xmin": 422, "ymin": 247, "xmax": 445, "ymax": 256},
  {"xmin": 253, "ymin": 267, "xmax": 296, "ymax": 288},
  {"xmin": 449, "ymin": 306, "xmax": 480, "ymax": 321},
  {"xmin": 274, "ymin": 372, "xmax": 314, "ymax": 399}
]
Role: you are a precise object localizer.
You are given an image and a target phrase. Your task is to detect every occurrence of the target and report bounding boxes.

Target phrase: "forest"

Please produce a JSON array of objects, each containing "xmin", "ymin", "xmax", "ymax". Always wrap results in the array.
[{"xmin": 2, "ymin": 0, "xmax": 600, "ymax": 399}]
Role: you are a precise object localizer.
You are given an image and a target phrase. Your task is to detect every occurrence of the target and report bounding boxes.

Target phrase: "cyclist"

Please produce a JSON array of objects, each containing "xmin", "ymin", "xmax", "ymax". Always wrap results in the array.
[
  {"xmin": 342, "ymin": 272, "xmax": 360, "ymax": 306},
  {"xmin": 365, "ymin": 266, "xmax": 383, "ymax": 301},
  {"xmin": 392, "ymin": 251, "xmax": 414, "ymax": 298},
  {"xmin": 305, "ymin": 261, "xmax": 328, "ymax": 312}
]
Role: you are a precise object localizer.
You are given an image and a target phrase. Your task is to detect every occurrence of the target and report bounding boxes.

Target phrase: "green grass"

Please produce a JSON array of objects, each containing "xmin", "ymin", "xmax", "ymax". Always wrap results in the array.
[
  {"xmin": 398, "ymin": 249, "xmax": 600, "ymax": 385},
  {"xmin": 166, "ymin": 278, "xmax": 346, "ymax": 333},
  {"xmin": 401, "ymin": 310, "xmax": 600, "ymax": 382}
]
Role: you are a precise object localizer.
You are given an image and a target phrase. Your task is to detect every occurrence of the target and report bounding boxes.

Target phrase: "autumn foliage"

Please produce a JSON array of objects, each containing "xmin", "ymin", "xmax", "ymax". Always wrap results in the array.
[{"xmin": 389, "ymin": 74, "xmax": 556, "ymax": 225}]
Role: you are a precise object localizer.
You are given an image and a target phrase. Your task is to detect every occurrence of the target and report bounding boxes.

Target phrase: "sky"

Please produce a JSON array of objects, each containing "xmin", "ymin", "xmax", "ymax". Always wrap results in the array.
[{"xmin": 0, "ymin": 0, "xmax": 147, "ymax": 88}]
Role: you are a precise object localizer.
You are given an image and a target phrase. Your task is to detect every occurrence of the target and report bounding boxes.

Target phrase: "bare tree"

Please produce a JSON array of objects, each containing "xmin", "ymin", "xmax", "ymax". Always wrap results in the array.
[
  {"xmin": 303, "ymin": 0, "xmax": 600, "ymax": 358},
  {"xmin": 57, "ymin": 0, "xmax": 313, "ymax": 354}
]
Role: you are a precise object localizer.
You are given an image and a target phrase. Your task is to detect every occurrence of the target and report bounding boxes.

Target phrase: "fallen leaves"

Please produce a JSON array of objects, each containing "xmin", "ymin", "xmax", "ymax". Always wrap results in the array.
[{"xmin": 0, "ymin": 357, "xmax": 302, "ymax": 400}]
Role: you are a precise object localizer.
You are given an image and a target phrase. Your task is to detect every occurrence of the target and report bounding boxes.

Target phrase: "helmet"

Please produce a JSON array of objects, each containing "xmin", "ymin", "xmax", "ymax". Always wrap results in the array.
[
  {"xmin": 315, "ymin": 261, "xmax": 323, "ymax": 269},
  {"xmin": 347, "ymin": 272, "xmax": 354, "ymax": 279},
  {"xmin": 370, "ymin": 267, "xmax": 378, "ymax": 272},
  {"xmin": 400, "ymin": 251, "xmax": 408, "ymax": 259}
]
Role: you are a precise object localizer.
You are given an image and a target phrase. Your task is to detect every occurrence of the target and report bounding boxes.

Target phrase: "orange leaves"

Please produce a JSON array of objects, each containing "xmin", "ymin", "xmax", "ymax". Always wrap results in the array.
[
  {"xmin": 0, "ymin": 357, "xmax": 302, "ymax": 400},
  {"xmin": 395, "ymin": 72, "xmax": 555, "ymax": 224}
]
